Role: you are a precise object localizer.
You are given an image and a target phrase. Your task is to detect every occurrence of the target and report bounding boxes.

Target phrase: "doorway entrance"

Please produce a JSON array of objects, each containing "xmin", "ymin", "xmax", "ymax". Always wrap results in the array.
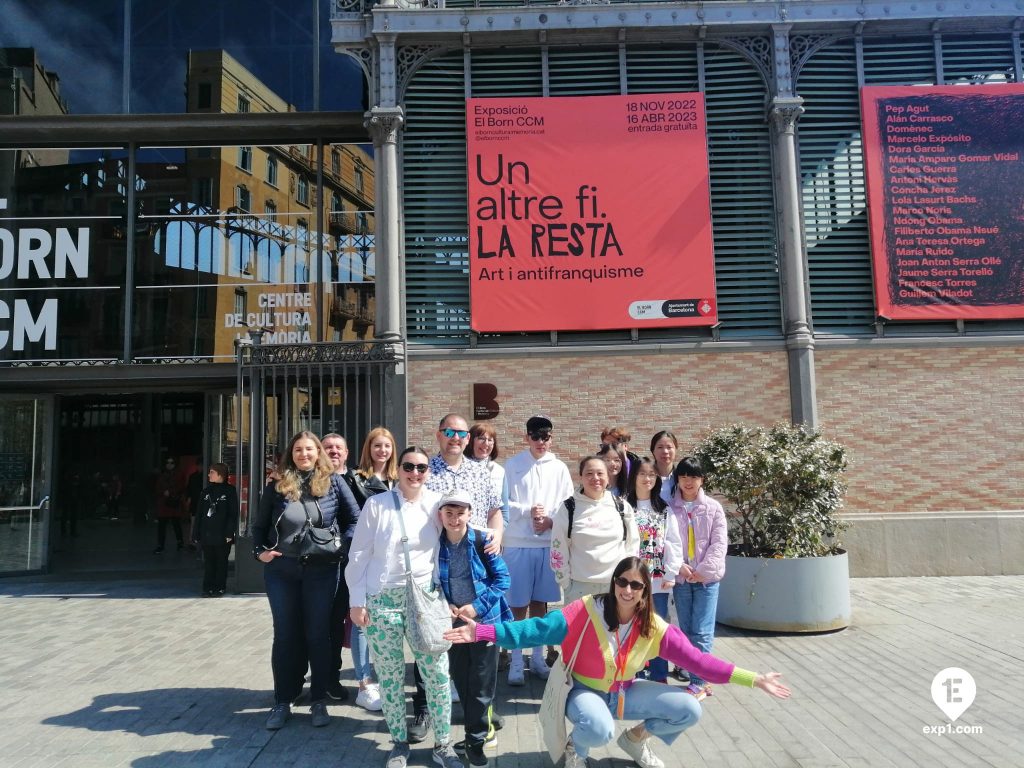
[{"xmin": 48, "ymin": 392, "xmax": 229, "ymax": 579}]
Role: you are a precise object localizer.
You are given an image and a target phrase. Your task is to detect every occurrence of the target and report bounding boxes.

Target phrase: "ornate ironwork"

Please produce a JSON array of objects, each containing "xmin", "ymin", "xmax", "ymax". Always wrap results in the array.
[
  {"xmin": 790, "ymin": 34, "xmax": 843, "ymax": 82},
  {"xmin": 397, "ymin": 45, "xmax": 450, "ymax": 99},
  {"xmin": 719, "ymin": 36, "xmax": 772, "ymax": 87},
  {"xmin": 245, "ymin": 341, "xmax": 400, "ymax": 366},
  {"xmin": 334, "ymin": 0, "xmax": 368, "ymax": 14}
]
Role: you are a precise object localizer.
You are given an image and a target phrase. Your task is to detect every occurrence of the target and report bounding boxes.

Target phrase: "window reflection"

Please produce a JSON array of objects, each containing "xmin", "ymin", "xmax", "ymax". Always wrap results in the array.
[{"xmin": 2, "ymin": 1, "xmax": 366, "ymax": 116}]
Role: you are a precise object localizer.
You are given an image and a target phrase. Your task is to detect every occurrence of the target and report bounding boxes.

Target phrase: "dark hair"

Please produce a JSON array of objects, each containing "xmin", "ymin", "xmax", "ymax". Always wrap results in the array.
[
  {"xmin": 674, "ymin": 456, "xmax": 705, "ymax": 479},
  {"xmin": 649, "ymin": 430, "xmax": 678, "ymax": 454},
  {"xmin": 464, "ymin": 423, "xmax": 499, "ymax": 461},
  {"xmin": 437, "ymin": 413, "xmax": 467, "ymax": 430},
  {"xmin": 625, "ymin": 457, "xmax": 666, "ymax": 513},
  {"xmin": 209, "ymin": 462, "xmax": 230, "ymax": 481},
  {"xmin": 578, "ymin": 454, "xmax": 607, "ymax": 476},
  {"xmin": 602, "ymin": 557, "xmax": 655, "ymax": 638},
  {"xmin": 399, "ymin": 446, "xmax": 431, "ymax": 464},
  {"xmin": 596, "ymin": 443, "xmax": 628, "ymax": 496}
]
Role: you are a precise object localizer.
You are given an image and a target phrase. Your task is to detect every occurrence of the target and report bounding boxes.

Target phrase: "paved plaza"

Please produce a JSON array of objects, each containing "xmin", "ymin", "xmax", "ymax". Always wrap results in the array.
[{"xmin": 0, "ymin": 567, "xmax": 1021, "ymax": 768}]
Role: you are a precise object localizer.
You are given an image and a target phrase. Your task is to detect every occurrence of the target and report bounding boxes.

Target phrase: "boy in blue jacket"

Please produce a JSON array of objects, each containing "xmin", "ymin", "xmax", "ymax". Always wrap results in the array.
[{"xmin": 437, "ymin": 490, "xmax": 513, "ymax": 768}]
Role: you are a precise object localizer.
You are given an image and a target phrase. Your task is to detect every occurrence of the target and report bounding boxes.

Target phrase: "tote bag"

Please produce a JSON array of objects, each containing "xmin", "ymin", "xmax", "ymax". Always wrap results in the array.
[
  {"xmin": 392, "ymin": 492, "xmax": 452, "ymax": 655},
  {"xmin": 539, "ymin": 615, "xmax": 590, "ymax": 763}
]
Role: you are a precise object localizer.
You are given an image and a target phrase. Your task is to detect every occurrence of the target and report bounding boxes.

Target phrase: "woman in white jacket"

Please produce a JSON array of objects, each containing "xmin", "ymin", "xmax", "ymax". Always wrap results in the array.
[{"xmin": 550, "ymin": 456, "xmax": 640, "ymax": 603}]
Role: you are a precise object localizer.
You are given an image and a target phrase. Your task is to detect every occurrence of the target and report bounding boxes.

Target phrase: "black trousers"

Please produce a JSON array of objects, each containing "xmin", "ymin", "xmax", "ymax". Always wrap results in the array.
[
  {"xmin": 156, "ymin": 518, "xmax": 184, "ymax": 548},
  {"xmin": 329, "ymin": 566, "xmax": 350, "ymax": 682},
  {"xmin": 264, "ymin": 556, "xmax": 339, "ymax": 704},
  {"xmin": 201, "ymin": 543, "xmax": 231, "ymax": 593},
  {"xmin": 413, "ymin": 664, "xmax": 428, "ymax": 716},
  {"xmin": 449, "ymin": 640, "xmax": 498, "ymax": 746}
]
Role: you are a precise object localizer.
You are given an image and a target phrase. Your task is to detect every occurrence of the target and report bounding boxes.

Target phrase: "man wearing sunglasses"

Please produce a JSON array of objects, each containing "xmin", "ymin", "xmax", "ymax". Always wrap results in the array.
[
  {"xmin": 403, "ymin": 413, "xmax": 503, "ymax": 744},
  {"xmin": 501, "ymin": 415, "xmax": 574, "ymax": 686}
]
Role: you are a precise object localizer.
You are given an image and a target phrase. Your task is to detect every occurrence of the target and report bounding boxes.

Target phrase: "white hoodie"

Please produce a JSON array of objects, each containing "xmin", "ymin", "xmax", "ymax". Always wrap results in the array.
[{"xmin": 503, "ymin": 448, "xmax": 574, "ymax": 548}]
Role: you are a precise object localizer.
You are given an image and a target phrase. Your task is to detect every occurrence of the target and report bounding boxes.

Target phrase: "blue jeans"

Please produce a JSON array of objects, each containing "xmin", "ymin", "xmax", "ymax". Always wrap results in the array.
[
  {"xmin": 264, "ymin": 555, "xmax": 339, "ymax": 704},
  {"xmin": 566, "ymin": 679, "xmax": 701, "ymax": 758},
  {"xmin": 350, "ymin": 622, "xmax": 374, "ymax": 682},
  {"xmin": 645, "ymin": 592, "xmax": 671, "ymax": 683},
  {"xmin": 672, "ymin": 580, "xmax": 720, "ymax": 686}
]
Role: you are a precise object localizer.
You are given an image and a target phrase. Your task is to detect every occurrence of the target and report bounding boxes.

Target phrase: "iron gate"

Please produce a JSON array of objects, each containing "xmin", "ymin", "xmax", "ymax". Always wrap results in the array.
[{"xmin": 234, "ymin": 337, "xmax": 405, "ymax": 537}]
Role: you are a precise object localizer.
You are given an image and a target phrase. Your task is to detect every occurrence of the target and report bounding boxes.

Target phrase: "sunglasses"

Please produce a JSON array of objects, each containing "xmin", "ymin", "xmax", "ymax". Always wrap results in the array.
[
  {"xmin": 614, "ymin": 577, "xmax": 646, "ymax": 591},
  {"xmin": 401, "ymin": 462, "xmax": 429, "ymax": 473},
  {"xmin": 441, "ymin": 428, "xmax": 470, "ymax": 439},
  {"xmin": 529, "ymin": 432, "xmax": 552, "ymax": 442}
]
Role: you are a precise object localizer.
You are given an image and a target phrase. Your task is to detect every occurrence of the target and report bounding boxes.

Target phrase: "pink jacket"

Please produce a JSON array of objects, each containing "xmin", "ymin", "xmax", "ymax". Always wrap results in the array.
[{"xmin": 667, "ymin": 489, "xmax": 728, "ymax": 583}]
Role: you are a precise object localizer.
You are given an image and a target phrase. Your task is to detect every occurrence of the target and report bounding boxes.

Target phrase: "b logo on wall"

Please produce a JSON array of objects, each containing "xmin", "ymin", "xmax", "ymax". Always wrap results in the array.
[
  {"xmin": 466, "ymin": 94, "xmax": 718, "ymax": 332},
  {"xmin": 861, "ymin": 84, "xmax": 1024, "ymax": 320}
]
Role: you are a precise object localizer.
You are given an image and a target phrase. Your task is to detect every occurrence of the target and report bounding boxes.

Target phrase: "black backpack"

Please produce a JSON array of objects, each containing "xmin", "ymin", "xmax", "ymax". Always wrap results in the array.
[{"xmin": 564, "ymin": 495, "xmax": 627, "ymax": 540}]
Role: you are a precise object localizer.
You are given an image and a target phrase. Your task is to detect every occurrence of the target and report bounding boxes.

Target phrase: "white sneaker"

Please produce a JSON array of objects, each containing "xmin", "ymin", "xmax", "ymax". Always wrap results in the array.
[
  {"xmin": 529, "ymin": 653, "xmax": 551, "ymax": 680},
  {"xmin": 450, "ymin": 680, "xmax": 460, "ymax": 703},
  {"xmin": 355, "ymin": 683, "xmax": 383, "ymax": 711},
  {"xmin": 564, "ymin": 740, "xmax": 588, "ymax": 768},
  {"xmin": 507, "ymin": 655, "xmax": 525, "ymax": 686},
  {"xmin": 616, "ymin": 730, "xmax": 665, "ymax": 768}
]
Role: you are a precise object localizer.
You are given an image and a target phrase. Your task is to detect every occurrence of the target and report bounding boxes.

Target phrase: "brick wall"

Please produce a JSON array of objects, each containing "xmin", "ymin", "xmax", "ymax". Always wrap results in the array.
[
  {"xmin": 816, "ymin": 346, "xmax": 1024, "ymax": 512},
  {"xmin": 406, "ymin": 349, "xmax": 791, "ymax": 471}
]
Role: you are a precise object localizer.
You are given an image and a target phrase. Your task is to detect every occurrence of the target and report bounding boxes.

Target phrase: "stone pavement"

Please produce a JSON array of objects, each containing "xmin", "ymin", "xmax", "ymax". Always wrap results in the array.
[{"xmin": 0, "ymin": 573, "xmax": 1021, "ymax": 768}]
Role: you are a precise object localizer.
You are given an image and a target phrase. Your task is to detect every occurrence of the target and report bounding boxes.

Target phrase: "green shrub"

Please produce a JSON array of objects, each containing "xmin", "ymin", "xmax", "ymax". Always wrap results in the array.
[{"xmin": 692, "ymin": 423, "xmax": 848, "ymax": 558}]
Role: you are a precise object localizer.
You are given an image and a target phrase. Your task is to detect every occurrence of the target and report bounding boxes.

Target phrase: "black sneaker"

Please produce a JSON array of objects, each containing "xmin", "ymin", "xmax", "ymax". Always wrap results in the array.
[
  {"xmin": 492, "ymin": 712, "xmax": 504, "ymax": 731},
  {"xmin": 310, "ymin": 701, "xmax": 330, "ymax": 727},
  {"xmin": 465, "ymin": 743, "xmax": 488, "ymax": 767},
  {"xmin": 265, "ymin": 703, "xmax": 291, "ymax": 730},
  {"xmin": 408, "ymin": 712, "xmax": 430, "ymax": 743},
  {"xmin": 326, "ymin": 681, "xmax": 348, "ymax": 701}
]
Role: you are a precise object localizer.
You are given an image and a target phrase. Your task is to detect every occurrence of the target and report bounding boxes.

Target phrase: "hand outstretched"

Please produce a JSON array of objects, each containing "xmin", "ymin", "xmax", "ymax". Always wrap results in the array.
[
  {"xmin": 443, "ymin": 617, "xmax": 478, "ymax": 644},
  {"xmin": 754, "ymin": 672, "xmax": 791, "ymax": 699}
]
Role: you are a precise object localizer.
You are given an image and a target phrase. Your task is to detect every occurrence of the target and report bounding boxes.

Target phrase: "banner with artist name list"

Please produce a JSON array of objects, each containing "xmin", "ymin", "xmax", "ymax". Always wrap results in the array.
[
  {"xmin": 466, "ymin": 93, "xmax": 718, "ymax": 332},
  {"xmin": 861, "ymin": 84, "xmax": 1024, "ymax": 320}
]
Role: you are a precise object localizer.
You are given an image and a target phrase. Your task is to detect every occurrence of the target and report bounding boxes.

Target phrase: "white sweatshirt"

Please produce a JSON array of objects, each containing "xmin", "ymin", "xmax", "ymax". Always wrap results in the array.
[
  {"xmin": 549, "ymin": 490, "xmax": 640, "ymax": 586},
  {"xmin": 345, "ymin": 487, "xmax": 441, "ymax": 608},
  {"xmin": 503, "ymin": 449, "xmax": 574, "ymax": 548}
]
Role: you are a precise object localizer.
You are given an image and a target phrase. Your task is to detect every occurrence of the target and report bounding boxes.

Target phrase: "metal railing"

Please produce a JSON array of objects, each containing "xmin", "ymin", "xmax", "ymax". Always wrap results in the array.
[{"xmin": 0, "ymin": 496, "xmax": 49, "ymax": 571}]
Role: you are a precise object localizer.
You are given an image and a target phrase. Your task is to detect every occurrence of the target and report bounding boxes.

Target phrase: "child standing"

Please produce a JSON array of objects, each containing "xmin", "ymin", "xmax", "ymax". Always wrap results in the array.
[
  {"xmin": 436, "ymin": 491, "xmax": 512, "ymax": 768},
  {"xmin": 667, "ymin": 457, "xmax": 727, "ymax": 699}
]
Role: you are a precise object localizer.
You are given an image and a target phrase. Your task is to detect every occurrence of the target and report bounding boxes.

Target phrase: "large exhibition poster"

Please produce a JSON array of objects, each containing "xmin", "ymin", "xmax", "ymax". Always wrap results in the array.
[
  {"xmin": 466, "ymin": 94, "xmax": 717, "ymax": 332},
  {"xmin": 861, "ymin": 84, "xmax": 1024, "ymax": 320}
]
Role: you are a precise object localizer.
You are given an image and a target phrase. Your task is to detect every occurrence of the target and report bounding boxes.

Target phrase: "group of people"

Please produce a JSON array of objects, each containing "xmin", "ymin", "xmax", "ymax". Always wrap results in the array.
[{"xmin": 249, "ymin": 416, "xmax": 790, "ymax": 768}]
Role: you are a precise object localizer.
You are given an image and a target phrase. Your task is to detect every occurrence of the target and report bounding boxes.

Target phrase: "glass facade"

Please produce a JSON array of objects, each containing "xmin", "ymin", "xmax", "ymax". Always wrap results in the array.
[
  {"xmin": 1, "ymin": 0, "xmax": 364, "ymax": 115},
  {"xmin": 1, "ymin": 6, "xmax": 376, "ymax": 365}
]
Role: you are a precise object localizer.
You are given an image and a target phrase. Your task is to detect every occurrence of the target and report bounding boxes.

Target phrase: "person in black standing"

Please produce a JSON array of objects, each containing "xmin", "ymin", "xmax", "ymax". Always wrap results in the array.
[{"xmin": 193, "ymin": 463, "xmax": 238, "ymax": 597}]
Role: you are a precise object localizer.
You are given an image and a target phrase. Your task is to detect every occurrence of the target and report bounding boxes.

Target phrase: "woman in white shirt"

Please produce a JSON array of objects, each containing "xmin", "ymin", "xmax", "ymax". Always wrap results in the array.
[
  {"xmin": 347, "ymin": 447, "xmax": 462, "ymax": 768},
  {"xmin": 550, "ymin": 456, "xmax": 640, "ymax": 603}
]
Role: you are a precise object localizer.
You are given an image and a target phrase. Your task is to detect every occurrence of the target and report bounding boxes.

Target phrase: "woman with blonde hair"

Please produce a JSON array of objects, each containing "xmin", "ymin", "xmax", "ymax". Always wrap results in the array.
[
  {"xmin": 251, "ymin": 431, "xmax": 360, "ymax": 731},
  {"xmin": 352, "ymin": 427, "xmax": 399, "ymax": 506}
]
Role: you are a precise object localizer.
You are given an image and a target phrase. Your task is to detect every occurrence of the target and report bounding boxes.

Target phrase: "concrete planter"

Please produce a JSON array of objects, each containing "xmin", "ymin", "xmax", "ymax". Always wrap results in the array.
[{"xmin": 717, "ymin": 551, "xmax": 850, "ymax": 632}]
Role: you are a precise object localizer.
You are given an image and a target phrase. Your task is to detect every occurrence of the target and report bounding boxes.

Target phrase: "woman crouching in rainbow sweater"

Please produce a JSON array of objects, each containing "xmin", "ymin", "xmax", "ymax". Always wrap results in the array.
[{"xmin": 444, "ymin": 556, "xmax": 790, "ymax": 768}]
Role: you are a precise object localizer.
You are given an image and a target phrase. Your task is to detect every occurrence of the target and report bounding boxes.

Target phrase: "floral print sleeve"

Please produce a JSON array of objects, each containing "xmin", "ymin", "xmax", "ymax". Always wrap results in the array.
[{"xmin": 549, "ymin": 500, "xmax": 571, "ymax": 587}]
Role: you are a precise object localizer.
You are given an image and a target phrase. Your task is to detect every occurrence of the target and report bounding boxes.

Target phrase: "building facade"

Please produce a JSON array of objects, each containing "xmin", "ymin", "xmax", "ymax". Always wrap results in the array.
[
  {"xmin": 330, "ymin": 0, "xmax": 1024, "ymax": 577},
  {"xmin": 1, "ymin": 1, "xmax": 1023, "ymax": 578}
]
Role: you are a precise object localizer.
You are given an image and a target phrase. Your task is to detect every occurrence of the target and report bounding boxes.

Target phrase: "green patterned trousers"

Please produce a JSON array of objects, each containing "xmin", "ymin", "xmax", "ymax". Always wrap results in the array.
[{"xmin": 365, "ymin": 585, "xmax": 452, "ymax": 744}]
